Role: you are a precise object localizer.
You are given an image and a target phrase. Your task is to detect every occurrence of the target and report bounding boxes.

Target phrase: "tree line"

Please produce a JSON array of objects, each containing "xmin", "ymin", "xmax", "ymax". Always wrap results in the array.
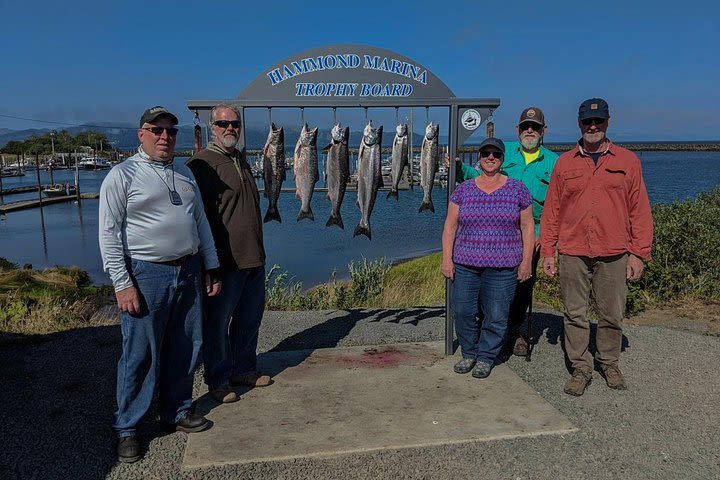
[{"xmin": 1, "ymin": 130, "xmax": 111, "ymax": 156}]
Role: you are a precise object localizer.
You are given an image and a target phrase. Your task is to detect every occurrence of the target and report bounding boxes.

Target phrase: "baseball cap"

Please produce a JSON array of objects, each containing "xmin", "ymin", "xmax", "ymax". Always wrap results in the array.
[
  {"xmin": 478, "ymin": 137, "xmax": 505, "ymax": 153},
  {"xmin": 518, "ymin": 107, "xmax": 545, "ymax": 126},
  {"xmin": 139, "ymin": 106, "xmax": 179, "ymax": 127},
  {"xmin": 578, "ymin": 98, "xmax": 610, "ymax": 120}
]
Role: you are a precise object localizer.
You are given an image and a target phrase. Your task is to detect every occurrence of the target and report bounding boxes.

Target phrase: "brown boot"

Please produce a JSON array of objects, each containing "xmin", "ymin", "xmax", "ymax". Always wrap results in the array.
[
  {"xmin": 209, "ymin": 383, "xmax": 239, "ymax": 403},
  {"xmin": 601, "ymin": 365, "xmax": 627, "ymax": 390},
  {"xmin": 512, "ymin": 336, "xmax": 528, "ymax": 357},
  {"xmin": 230, "ymin": 372, "xmax": 272, "ymax": 388},
  {"xmin": 564, "ymin": 369, "xmax": 592, "ymax": 396}
]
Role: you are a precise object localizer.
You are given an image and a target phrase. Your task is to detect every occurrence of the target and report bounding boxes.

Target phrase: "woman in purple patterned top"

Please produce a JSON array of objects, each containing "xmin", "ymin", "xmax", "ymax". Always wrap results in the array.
[{"xmin": 441, "ymin": 138, "xmax": 535, "ymax": 379}]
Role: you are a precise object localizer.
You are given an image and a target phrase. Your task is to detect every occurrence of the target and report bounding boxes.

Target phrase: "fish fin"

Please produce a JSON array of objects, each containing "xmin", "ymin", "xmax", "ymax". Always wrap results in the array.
[
  {"xmin": 297, "ymin": 207, "xmax": 314, "ymax": 222},
  {"xmin": 263, "ymin": 206, "xmax": 282, "ymax": 223},
  {"xmin": 353, "ymin": 224, "xmax": 371, "ymax": 240},
  {"xmin": 326, "ymin": 214, "xmax": 344, "ymax": 229},
  {"xmin": 321, "ymin": 143, "xmax": 332, "ymax": 152},
  {"xmin": 419, "ymin": 200, "xmax": 435, "ymax": 213},
  {"xmin": 386, "ymin": 189, "xmax": 399, "ymax": 201},
  {"xmin": 281, "ymin": 167, "xmax": 286, "ymax": 181},
  {"xmin": 378, "ymin": 175, "xmax": 384, "ymax": 188}
]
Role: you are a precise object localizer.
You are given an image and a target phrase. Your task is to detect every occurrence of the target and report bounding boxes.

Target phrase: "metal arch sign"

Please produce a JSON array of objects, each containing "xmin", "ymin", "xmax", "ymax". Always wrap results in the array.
[{"xmin": 236, "ymin": 44, "xmax": 456, "ymax": 104}]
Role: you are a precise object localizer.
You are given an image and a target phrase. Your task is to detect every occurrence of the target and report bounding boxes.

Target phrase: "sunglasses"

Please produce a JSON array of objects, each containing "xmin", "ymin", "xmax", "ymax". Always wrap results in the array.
[
  {"xmin": 581, "ymin": 118, "xmax": 606, "ymax": 126},
  {"xmin": 141, "ymin": 127, "xmax": 178, "ymax": 136},
  {"xmin": 213, "ymin": 120, "xmax": 241, "ymax": 129},
  {"xmin": 519, "ymin": 122, "xmax": 543, "ymax": 131},
  {"xmin": 480, "ymin": 150, "xmax": 503, "ymax": 159}
]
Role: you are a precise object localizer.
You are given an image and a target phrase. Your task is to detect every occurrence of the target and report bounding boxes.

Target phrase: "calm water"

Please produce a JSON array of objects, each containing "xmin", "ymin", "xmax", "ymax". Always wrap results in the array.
[{"xmin": 1, "ymin": 151, "xmax": 718, "ymax": 287}]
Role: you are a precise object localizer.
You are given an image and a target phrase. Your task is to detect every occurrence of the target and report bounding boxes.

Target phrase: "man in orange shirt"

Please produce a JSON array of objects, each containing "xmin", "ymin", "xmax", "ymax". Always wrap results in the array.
[{"xmin": 540, "ymin": 98, "xmax": 653, "ymax": 396}]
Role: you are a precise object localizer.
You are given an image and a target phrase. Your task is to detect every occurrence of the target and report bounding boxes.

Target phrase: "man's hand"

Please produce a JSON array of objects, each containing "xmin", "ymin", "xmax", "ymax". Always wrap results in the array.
[
  {"xmin": 116, "ymin": 286, "xmax": 141, "ymax": 315},
  {"xmin": 444, "ymin": 153, "xmax": 460, "ymax": 169},
  {"xmin": 205, "ymin": 273, "xmax": 222, "ymax": 296},
  {"xmin": 626, "ymin": 254, "xmax": 645, "ymax": 281},
  {"xmin": 542, "ymin": 256, "xmax": 557, "ymax": 277}
]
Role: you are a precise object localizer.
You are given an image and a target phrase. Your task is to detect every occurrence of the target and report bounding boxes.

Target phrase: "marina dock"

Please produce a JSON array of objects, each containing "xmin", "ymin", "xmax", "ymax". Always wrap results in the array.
[{"xmin": 0, "ymin": 193, "xmax": 99, "ymax": 214}]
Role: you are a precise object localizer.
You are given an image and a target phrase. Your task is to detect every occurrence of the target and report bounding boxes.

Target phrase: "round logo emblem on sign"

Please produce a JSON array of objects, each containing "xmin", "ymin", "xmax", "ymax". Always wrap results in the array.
[{"xmin": 461, "ymin": 109, "xmax": 481, "ymax": 131}]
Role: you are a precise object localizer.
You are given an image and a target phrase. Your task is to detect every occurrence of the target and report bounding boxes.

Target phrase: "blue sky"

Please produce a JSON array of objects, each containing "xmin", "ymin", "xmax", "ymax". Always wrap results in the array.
[{"xmin": 0, "ymin": 0, "xmax": 718, "ymax": 141}]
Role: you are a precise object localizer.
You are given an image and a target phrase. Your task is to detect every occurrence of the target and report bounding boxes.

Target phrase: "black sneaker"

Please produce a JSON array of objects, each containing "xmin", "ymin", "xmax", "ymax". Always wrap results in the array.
[
  {"xmin": 117, "ymin": 435, "xmax": 141, "ymax": 463},
  {"xmin": 163, "ymin": 412, "xmax": 210, "ymax": 433}
]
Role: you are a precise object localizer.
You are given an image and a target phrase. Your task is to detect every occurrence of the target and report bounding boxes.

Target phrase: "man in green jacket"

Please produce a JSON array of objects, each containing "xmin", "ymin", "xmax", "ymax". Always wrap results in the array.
[{"xmin": 452, "ymin": 107, "xmax": 559, "ymax": 356}]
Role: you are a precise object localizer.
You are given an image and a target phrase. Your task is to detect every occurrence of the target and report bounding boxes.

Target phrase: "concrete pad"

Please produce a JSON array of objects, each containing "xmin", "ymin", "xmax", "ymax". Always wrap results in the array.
[{"xmin": 183, "ymin": 342, "xmax": 577, "ymax": 469}]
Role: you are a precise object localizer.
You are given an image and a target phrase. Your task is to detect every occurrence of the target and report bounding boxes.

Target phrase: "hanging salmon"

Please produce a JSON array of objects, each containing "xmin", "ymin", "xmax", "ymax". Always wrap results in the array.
[
  {"xmin": 386, "ymin": 123, "xmax": 409, "ymax": 201},
  {"xmin": 262, "ymin": 123, "xmax": 285, "ymax": 223},
  {"xmin": 325, "ymin": 123, "xmax": 350, "ymax": 229},
  {"xmin": 293, "ymin": 123, "xmax": 319, "ymax": 222},
  {"xmin": 419, "ymin": 122, "xmax": 439, "ymax": 213},
  {"xmin": 354, "ymin": 122, "xmax": 383, "ymax": 239}
]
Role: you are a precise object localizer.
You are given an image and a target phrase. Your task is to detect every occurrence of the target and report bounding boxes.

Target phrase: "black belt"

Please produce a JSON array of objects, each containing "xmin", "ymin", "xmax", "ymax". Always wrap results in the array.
[{"xmin": 156, "ymin": 253, "xmax": 195, "ymax": 267}]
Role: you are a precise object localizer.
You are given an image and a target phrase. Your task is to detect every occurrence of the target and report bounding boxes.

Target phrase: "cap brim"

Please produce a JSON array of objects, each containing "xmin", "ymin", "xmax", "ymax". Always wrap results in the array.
[
  {"xmin": 519, "ymin": 119, "xmax": 544, "ymax": 126},
  {"xmin": 578, "ymin": 112, "xmax": 609, "ymax": 120}
]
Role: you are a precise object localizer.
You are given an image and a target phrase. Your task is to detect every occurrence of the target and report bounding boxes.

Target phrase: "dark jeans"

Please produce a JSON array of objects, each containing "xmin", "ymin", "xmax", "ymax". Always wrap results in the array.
[
  {"xmin": 202, "ymin": 266, "xmax": 266, "ymax": 389},
  {"xmin": 452, "ymin": 263, "xmax": 518, "ymax": 365},
  {"xmin": 506, "ymin": 249, "xmax": 540, "ymax": 336},
  {"xmin": 114, "ymin": 254, "xmax": 203, "ymax": 438}
]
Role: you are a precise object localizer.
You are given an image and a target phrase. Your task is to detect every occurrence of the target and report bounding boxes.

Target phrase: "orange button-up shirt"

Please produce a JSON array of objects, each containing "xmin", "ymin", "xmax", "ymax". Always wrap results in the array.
[{"xmin": 540, "ymin": 141, "xmax": 653, "ymax": 260}]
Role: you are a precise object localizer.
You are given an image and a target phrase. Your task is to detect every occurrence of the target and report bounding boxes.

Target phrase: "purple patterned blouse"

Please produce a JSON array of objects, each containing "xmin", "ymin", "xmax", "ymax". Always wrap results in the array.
[{"xmin": 450, "ymin": 177, "xmax": 532, "ymax": 268}]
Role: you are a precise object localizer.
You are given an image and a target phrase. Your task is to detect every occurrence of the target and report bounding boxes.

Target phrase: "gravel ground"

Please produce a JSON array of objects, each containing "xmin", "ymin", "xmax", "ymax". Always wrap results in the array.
[{"xmin": 1, "ymin": 307, "xmax": 718, "ymax": 480}]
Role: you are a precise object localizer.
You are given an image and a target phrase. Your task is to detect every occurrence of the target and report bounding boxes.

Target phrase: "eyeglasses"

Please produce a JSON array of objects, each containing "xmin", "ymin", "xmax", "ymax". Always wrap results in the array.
[
  {"xmin": 581, "ymin": 118, "xmax": 606, "ymax": 126},
  {"xmin": 519, "ymin": 122, "xmax": 543, "ymax": 132},
  {"xmin": 141, "ymin": 127, "xmax": 178, "ymax": 136},
  {"xmin": 213, "ymin": 120, "xmax": 241, "ymax": 129},
  {"xmin": 480, "ymin": 150, "xmax": 503, "ymax": 159}
]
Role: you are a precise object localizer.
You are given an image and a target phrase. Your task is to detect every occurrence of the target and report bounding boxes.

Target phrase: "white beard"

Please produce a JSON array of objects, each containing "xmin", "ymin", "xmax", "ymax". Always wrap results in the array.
[
  {"xmin": 520, "ymin": 137, "xmax": 540, "ymax": 150},
  {"xmin": 583, "ymin": 131, "xmax": 606, "ymax": 145},
  {"xmin": 218, "ymin": 134, "xmax": 238, "ymax": 149}
]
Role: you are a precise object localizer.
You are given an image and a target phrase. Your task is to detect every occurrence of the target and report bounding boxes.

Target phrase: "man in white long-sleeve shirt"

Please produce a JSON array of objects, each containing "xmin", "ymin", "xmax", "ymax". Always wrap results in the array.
[{"xmin": 99, "ymin": 106, "xmax": 221, "ymax": 464}]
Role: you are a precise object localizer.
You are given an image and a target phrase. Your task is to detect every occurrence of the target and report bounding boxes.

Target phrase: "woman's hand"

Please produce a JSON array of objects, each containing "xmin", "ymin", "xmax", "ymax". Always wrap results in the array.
[
  {"xmin": 517, "ymin": 260, "xmax": 532, "ymax": 282},
  {"xmin": 441, "ymin": 260, "xmax": 455, "ymax": 281}
]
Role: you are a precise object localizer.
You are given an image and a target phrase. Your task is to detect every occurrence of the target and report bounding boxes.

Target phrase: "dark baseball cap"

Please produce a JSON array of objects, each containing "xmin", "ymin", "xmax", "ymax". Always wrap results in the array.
[
  {"xmin": 578, "ymin": 98, "xmax": 610, "ymax": 120},
  {"xmin": 478, "ymin": 137, "xmax": 505, "ymax": 153},
  {"xmin": 139, "ymin": 106, "xmax": 178, "ymax": 127},
  {"xmin": 518, "ymin": 107, "xmax": 545, "ymax": 126}
]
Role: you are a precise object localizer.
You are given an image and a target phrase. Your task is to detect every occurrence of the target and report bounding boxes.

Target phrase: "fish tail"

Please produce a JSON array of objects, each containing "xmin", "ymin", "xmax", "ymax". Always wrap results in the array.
[
  {"xmin": 297, "ymin": 207, "xmax": 314, "ymax": 222},
  {"xmin": 326, "ymin": 213, "xmax": 344, "ymax": 229},
  {"xmin": 263, "ymin": 205, "xmax": 282, "ymax": 223},
  {"xmin": 418, "ymin": 199, "xmax": 435, "ymax": 213},
  {"xmin": 353, "ymin": 223, "xmax": 372, "ymax": 240},
  {"xmin": 386, "ymin": 189, "xmax": 399, "ymax": 201}
]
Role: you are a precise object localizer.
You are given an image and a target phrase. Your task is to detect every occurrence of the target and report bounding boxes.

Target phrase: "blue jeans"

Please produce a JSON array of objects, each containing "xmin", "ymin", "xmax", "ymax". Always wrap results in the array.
[
  {"xmin": 202, "ymin": 266, "xmax": 265, "ymax": 389},
  {"xmin": 451, "ymin": 263, "xmax": 517, "ymax": 365},
  {"xmin": 113, "ymin": 255, "xmax": 203, "ymax": 438}
]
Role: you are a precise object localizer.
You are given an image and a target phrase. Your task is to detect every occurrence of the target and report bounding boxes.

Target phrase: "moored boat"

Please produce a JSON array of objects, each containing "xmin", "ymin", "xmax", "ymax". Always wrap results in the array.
[{"xmin": 42, "ymin": 184, "xmax": 76, "ymax": 197}]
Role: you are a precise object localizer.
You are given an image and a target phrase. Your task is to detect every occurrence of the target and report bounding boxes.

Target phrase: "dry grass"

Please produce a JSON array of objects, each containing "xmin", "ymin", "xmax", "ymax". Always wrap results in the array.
[
  {"xmin": 0, "ymin": 263, "xmax": 112, "ymax": 335},
  {"xmin": 370, "ymin": 252, "xmax": 445, "ymax": 308}
]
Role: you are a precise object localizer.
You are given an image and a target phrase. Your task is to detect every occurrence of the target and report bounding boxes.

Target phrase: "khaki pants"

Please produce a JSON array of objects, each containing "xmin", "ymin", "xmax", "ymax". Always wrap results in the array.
[{"xmin": 559, "ymin": 254, "xmax": 628, "ymax": 374}]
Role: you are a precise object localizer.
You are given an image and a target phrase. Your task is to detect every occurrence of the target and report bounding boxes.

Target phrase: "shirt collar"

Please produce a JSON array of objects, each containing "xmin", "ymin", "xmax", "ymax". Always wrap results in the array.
[
  {"xmin": 208, "ymin": 140, "xmax": 242, "ymax": 160},
  {"xmin": 575, "ymin": 138, "xmax": 615, "ymax": 157},
  {"xmin": 137, "ymin": 146, "xmax": 173, "ymax": 166}
]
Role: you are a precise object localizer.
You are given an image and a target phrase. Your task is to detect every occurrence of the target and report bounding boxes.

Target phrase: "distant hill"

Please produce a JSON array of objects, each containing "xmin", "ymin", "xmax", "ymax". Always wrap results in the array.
[{"xmin": 0, "ymin": 124, "xmax": 434, "ymax": 152}]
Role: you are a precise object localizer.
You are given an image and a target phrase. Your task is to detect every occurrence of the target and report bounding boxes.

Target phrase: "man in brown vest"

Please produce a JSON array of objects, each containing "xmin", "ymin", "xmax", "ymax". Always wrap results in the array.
[{"xmin": 187, "ymin": 103, "xmax": 271, "ymax": 404}]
